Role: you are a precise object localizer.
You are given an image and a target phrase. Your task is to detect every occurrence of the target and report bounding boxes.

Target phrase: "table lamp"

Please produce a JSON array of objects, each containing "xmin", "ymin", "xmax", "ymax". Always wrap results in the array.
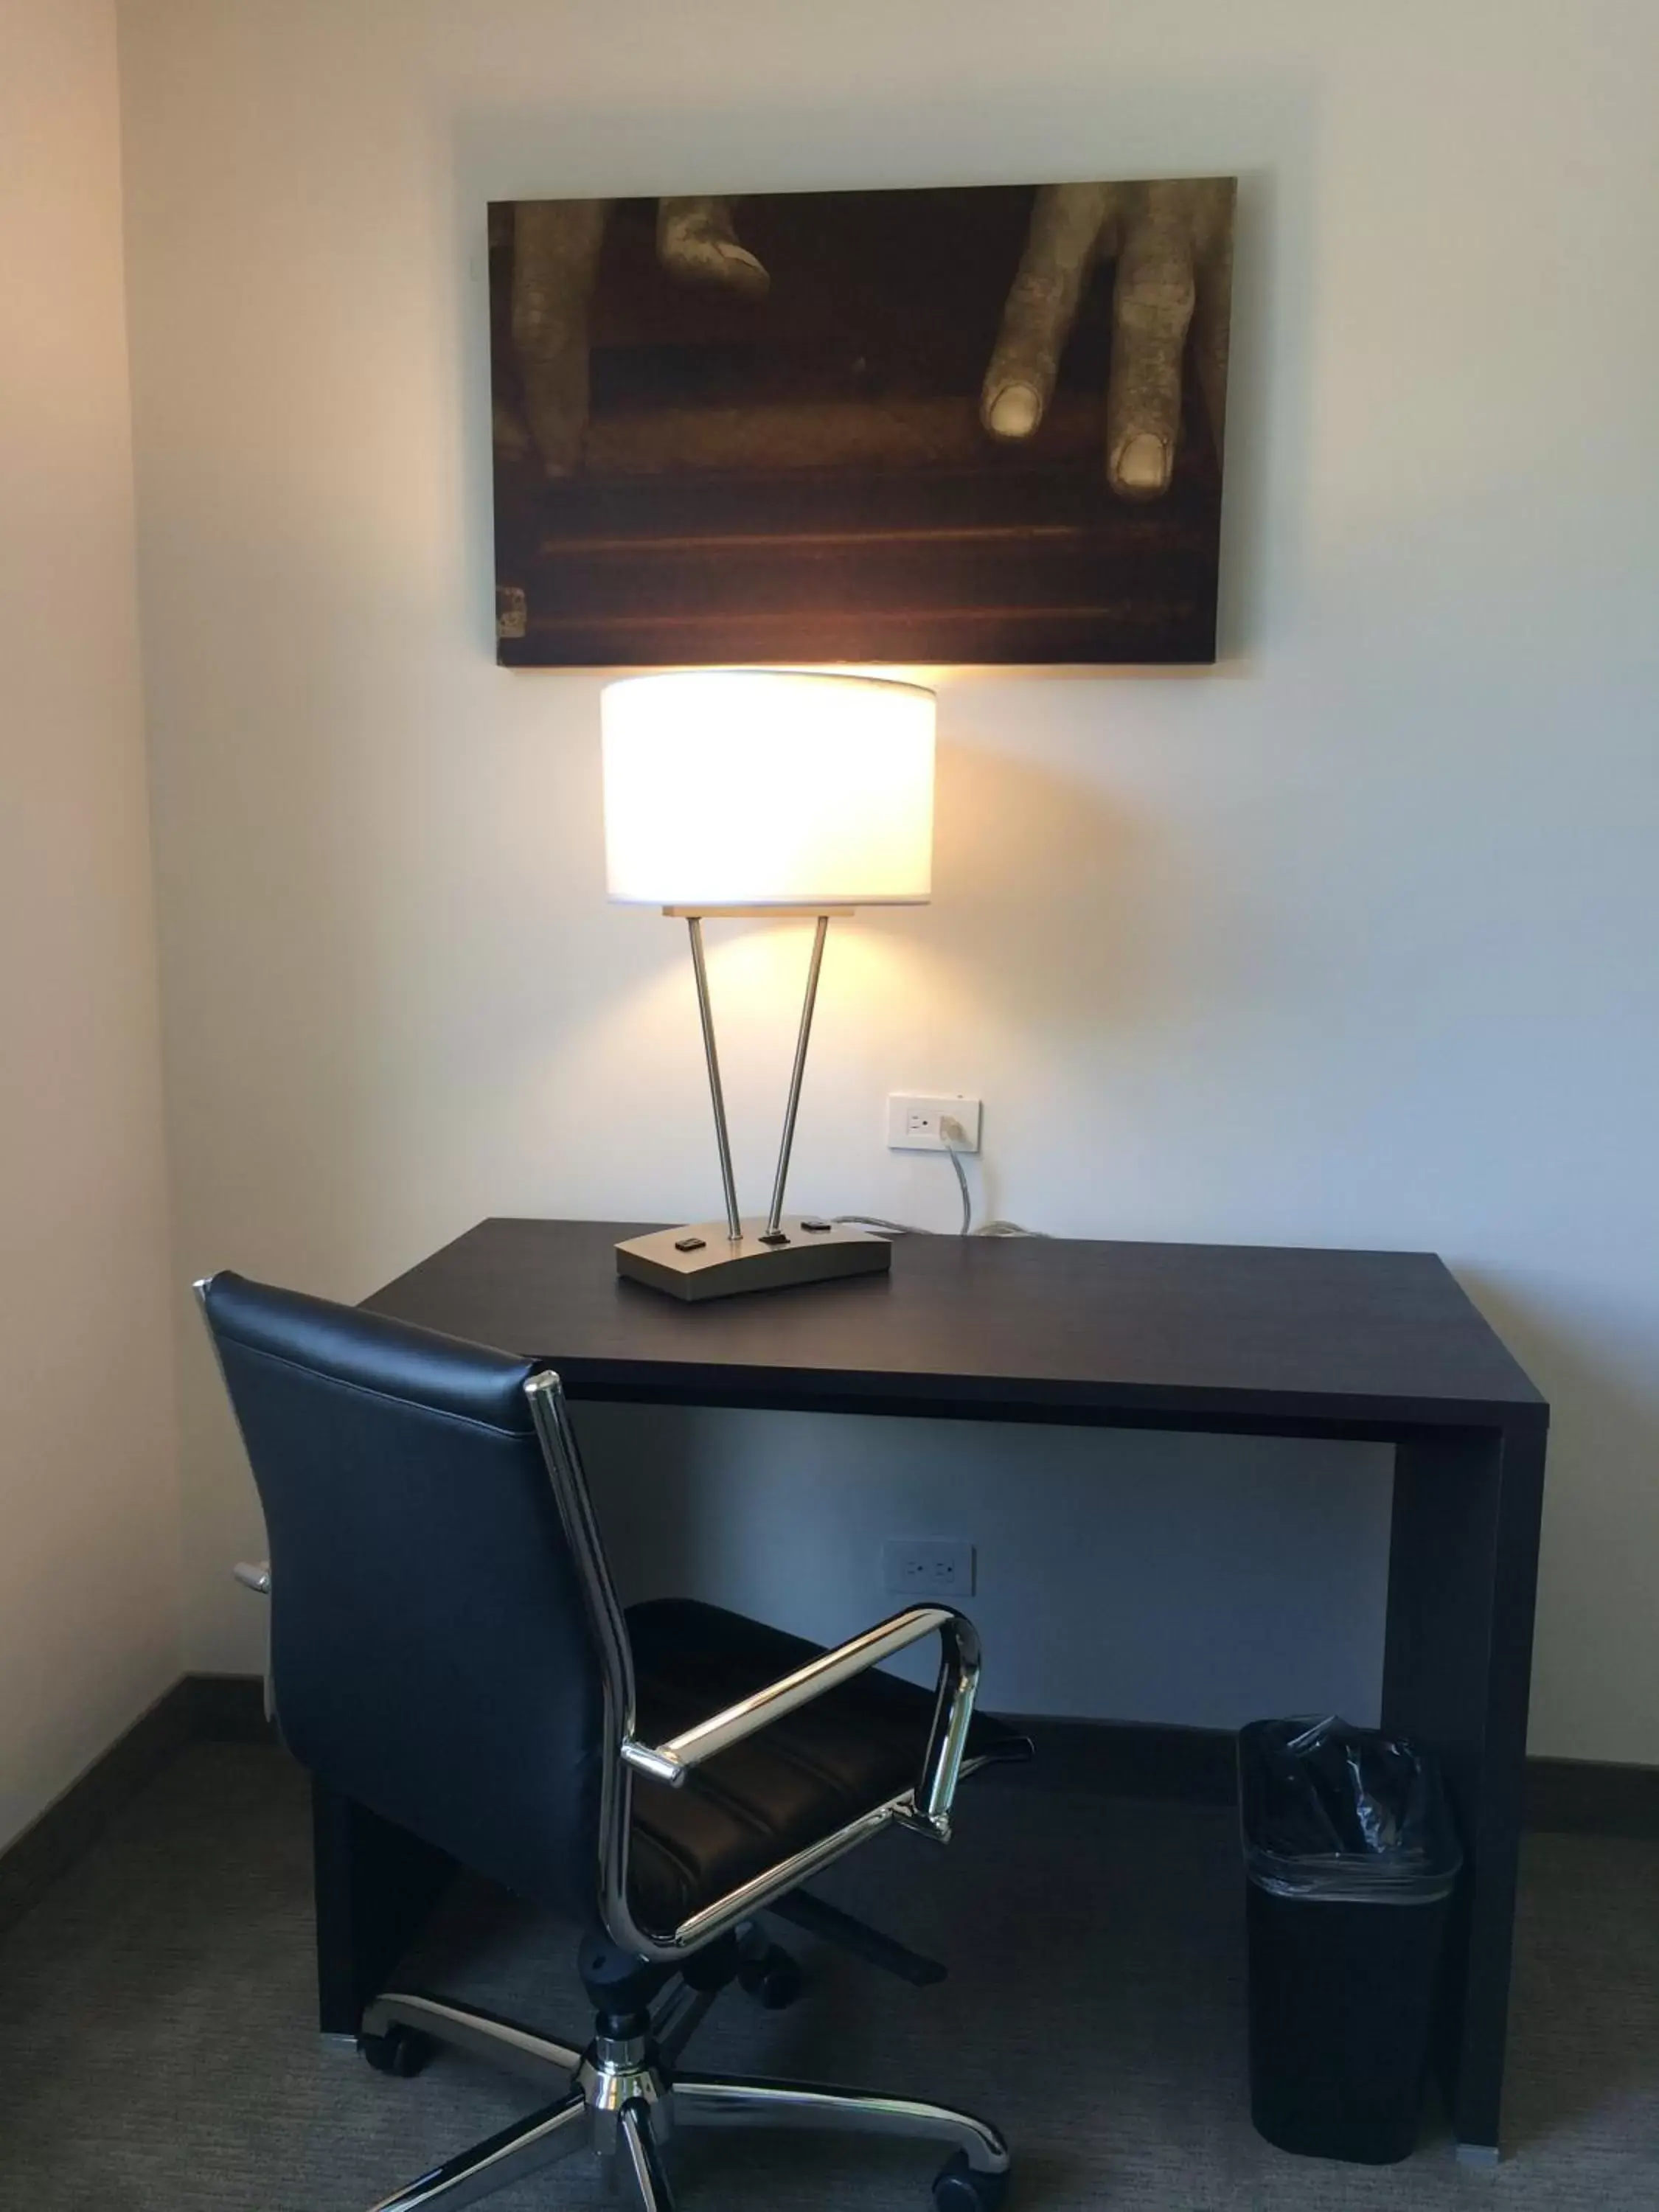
[{"xmin": 602, "ymin": 669, "xmax": 936, "ymax": 1300}]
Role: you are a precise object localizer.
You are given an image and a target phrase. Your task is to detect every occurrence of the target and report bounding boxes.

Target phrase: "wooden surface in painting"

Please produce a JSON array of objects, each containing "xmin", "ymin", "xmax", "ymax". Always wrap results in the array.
[{"xmin": 490, "ymin": 185, "xmax": 1233, "ymax": 667}]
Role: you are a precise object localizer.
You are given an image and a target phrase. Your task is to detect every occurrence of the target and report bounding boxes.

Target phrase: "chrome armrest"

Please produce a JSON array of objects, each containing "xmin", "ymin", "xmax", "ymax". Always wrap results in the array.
[
  {"xmin": 622, "ymin": 1603, "xmax": 982, "ymax": 1836},
  {"xmin": 524, "ymin": 1366, "xmax": 984, "ymax": 1961}
]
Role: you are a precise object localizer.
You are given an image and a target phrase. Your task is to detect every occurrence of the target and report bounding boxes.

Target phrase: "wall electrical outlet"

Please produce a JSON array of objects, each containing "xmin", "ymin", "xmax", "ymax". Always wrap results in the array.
[
  {"xmin": 882, "ymin": 1538, "xmax": 976, "ymax": 1597},
  {"xmin": 886, "ymin": 1094, "xmax": 982, "ymax": 1152}
]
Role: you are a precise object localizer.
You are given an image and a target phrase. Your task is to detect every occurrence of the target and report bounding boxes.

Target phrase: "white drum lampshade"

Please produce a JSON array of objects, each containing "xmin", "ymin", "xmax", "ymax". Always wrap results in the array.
[{"xmin": 601, "ymin": 669, "xmax": 935, "ymax": 911}]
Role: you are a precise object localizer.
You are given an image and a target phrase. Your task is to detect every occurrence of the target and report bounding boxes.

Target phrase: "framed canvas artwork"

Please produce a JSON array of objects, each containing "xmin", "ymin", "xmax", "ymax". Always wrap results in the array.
[{"xmin": 490, "ymin": 179, "xmax": 1235, "ymax": 667}]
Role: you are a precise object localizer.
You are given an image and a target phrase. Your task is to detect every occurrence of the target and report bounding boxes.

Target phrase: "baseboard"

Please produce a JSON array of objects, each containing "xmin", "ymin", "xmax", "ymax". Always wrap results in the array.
[
  {"xmin": 0, "ymin": 1680, "xmax": 195, "ymax": 1938},
  {"xmin": 167, "ymin": 1689, "xmax": 1659, "ymax": 1839},
  {"xmin": 0, "ymin": 1674, "xmax": 272, "ymax": 1938},
  {"xmin": 994, "ymin": 1714, "xmax": 1659, "ymax": 1840},
  {"xmin": 187, "ymin": 1672, "xmax": 273, "ymax": 1743},
  {"xmin": 4, "ymin": 1683, "xmax": 1655, "ymax": 1942},
  {"xmin": 1523, "ymin": 1755, "xmax": 1659, "ymax": 1838},
  {"xmin": 992, "ymin": 1716, "xmax": 1239, "ymax": 1804}
]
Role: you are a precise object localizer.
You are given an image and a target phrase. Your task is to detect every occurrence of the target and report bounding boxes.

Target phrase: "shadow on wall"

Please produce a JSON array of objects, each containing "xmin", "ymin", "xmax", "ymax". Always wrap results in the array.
[{"xmin": 930, "ymin": 728, "xmax": 1180, "ymax": 1043}]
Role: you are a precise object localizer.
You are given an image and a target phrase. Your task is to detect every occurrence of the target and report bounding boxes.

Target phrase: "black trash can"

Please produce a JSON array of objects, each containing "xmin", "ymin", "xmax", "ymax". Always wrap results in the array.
[{"xmin": 1239, "ymin": 1716, "xmax": 1462, "ymax": 2165}]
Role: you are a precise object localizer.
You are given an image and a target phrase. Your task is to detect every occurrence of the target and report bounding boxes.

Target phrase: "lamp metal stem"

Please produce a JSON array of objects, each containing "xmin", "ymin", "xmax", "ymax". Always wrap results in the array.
[
  {"xmin": 686, "ymin": 917, "xmax": 742, "ymax": 1242},
  {"xmin": 765, "ymin": 914, "xmax": 830, "ymax": 1238}
]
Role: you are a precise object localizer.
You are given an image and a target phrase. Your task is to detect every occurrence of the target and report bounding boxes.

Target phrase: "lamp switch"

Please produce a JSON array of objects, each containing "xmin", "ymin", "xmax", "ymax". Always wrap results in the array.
[{"xmin": 886, "ymin": 1095, "xmax": 981, "ymax": 1152}]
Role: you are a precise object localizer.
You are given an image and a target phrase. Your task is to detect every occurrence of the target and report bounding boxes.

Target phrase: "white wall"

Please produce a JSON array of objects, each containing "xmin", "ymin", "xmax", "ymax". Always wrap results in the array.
[
  {"xmin": 0, "ymin": 0, "xmax": 181, "ymax": 1849},
  {"xmin": 118, "ymin": 1, "xmax": 1659, "ymax": 1757}
]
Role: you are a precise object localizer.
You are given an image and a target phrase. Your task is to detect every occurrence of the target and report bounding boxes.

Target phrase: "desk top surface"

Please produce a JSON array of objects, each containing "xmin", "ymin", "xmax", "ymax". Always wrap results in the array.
[{"xmin": 366, "ymin": 1218, "xmax": 1545, "ymax": 1437}]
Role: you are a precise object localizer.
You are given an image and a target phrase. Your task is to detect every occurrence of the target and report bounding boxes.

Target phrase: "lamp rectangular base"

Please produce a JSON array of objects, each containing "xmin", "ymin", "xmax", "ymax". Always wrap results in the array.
[{"xmin": 616, "ymin": 1219, "xmax": 892, "ymax": 1302}]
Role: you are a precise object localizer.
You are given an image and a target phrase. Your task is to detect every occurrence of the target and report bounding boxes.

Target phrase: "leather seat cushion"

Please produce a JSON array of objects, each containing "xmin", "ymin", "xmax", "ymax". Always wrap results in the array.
[{"xmin": 625, "ymin": 1599, "xmax": 1030, "ymax": 1937}]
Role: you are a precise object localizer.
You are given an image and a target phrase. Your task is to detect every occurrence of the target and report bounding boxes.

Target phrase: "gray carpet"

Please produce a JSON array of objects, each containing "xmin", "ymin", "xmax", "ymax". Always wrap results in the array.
[{"xmin": 1, "ymin": 1745, "xmax": 1656, "ymax": 2210}]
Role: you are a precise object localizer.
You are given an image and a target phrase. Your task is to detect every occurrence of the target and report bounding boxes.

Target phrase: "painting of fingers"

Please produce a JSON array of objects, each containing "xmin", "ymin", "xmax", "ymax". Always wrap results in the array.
[{"xmin": 490, "ymin": 180, "xmax": 1234, "ymax": 667}]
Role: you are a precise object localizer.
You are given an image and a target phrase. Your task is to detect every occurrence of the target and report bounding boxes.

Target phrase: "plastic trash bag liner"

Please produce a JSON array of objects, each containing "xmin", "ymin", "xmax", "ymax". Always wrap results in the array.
[{"xmin": 1239, "ymin": 1717, "xmax": 1462, "ymax": 1905}]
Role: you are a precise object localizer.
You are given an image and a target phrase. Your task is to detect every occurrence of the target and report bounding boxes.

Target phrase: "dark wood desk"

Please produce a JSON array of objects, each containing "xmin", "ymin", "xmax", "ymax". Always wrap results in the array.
[{"xmin": 356, "ymin": 1217, "xmax": 1548, "ymax": 2158}]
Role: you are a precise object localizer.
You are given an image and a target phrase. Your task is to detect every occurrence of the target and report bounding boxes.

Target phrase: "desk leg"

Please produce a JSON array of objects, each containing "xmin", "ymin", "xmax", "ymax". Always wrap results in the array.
[
  {"xmin": 312, "ymin": 1780, "xmax": 456, "ymax": 2037},
  {"xmin": 1381, "ymin": 1424, "xmax": 1546, "ymax": 2158}
]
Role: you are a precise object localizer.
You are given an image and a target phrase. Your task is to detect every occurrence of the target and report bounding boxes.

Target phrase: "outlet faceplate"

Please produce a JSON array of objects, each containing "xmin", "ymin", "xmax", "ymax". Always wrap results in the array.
[
  {"xmin": 882, "ymin": 1538, "xmax": 976, "ymax": 1597},
  {"xmin": 886, "ymin": 1095, "xmax": 982, "ymax": 1152}
]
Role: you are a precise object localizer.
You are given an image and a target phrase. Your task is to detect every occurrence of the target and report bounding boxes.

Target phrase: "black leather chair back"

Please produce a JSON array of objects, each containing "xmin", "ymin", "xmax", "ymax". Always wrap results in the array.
[{"xmin": 199, "ymin": 1273, "xmax": 605, "ymax": 1917}]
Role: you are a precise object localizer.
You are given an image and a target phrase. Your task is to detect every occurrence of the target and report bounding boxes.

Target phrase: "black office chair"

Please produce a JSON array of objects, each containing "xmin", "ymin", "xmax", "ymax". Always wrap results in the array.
[{"xmin": 197, "ymin": 1272, "xmax": 1029, "ymax": 2212}]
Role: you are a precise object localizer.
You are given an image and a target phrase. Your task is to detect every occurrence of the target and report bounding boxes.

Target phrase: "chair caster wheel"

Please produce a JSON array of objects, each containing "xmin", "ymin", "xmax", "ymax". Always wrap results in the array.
[
  {"xmin": 933, "ymin": 2151, "xmax": 1009, "ymax": 2211},
  {"xmin": 738, "ymin": 1941, "xmax": 804, "ymax": 2010},
  {"xmin": 359, "ymin": 2025, "xmax": 434, "ymax": 2077}
]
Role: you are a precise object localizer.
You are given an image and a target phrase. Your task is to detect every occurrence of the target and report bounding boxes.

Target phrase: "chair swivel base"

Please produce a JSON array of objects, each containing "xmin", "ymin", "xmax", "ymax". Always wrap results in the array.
[{"xmin": 359, "ymin": 1959, "xmax": 1009, "ymax": 2212}]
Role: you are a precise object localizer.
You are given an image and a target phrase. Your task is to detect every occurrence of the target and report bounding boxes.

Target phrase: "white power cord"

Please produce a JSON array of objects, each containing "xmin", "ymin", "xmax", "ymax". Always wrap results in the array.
[{"xmin": 834, "ymin": 1116, "xmax": 1046, "ymax": 1241}]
